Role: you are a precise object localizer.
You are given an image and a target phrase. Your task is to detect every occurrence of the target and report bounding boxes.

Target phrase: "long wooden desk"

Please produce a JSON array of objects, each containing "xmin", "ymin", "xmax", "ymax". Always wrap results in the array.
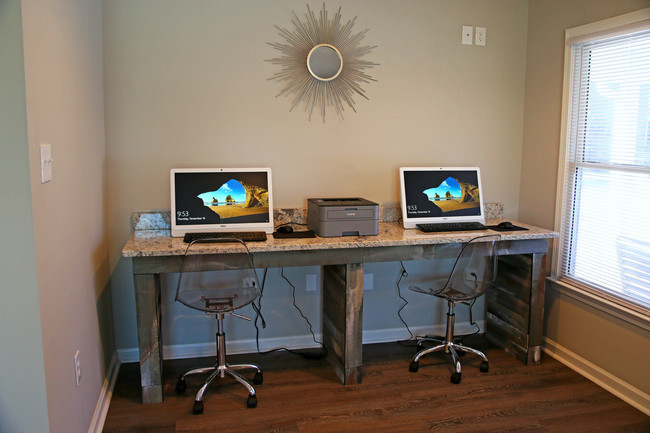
[{"xmin": 122, "ymin": 219, "xmax": 558, "ymax": 404}]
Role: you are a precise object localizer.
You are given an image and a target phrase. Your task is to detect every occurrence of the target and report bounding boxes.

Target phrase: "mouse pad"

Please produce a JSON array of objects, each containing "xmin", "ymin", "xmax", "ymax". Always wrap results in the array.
[
  {"xmin": 487, "ymin": 225, "xmax": 529, "ymax": 232},
  {"xmin": 273, "ymin": 230, "xmax": 317, "ymax": 239}
]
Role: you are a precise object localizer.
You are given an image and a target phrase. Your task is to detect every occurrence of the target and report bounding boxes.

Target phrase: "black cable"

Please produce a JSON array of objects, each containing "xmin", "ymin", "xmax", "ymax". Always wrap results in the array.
[
  {"xmin": 252, "ymin": 268, "xmax": 326, "ymax": 359},
  {"xmin": 455, "ymin": 298, "xmax": 481, "ymax": 344},
  {"xmin": 396, "ymin": 261, "xmax": 415, "ymax": 345},
  {"xmin": 253, "ymin": 268, "xmax": 268, "ymax": 354},
  {"xmin": 274, "ymin": 221, "xmax": 308, "ymax": 230},
  {"xmin": 280, "ymin": 267, "xmax": 322, "ymax": 347}
]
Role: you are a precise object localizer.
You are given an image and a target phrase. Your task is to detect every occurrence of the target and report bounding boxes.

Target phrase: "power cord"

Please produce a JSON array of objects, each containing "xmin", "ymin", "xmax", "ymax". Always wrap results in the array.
[
  {"xmin": 252, "ymin": 268, "xmax": 268, "ymax": 353},
  {"xmin": 252, "ymin": 268, "xmax": 326, "ymax": 360},
  {"xmin": 396, "ymin": 261, "xmax": 415, "ymax": 345},
  {"xmin": 274, "ymin": 221, "xmax": 308, "ymax": 230},
  {"xmin": 455, "ymin": 298, "xmax": 481, "ymax": 344},
  {"xmin": 394, "ymin": 261, "xmax": 481, "ymax": 347},
  {"xmin": 280, "ymin": 268, "xmax": 324, "ymax": 347}
]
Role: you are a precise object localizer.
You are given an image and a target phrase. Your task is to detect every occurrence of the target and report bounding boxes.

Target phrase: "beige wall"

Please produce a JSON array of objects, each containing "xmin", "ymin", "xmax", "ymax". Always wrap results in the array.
[
  {"xmin": 0, "ymin": 2, "xmax": 50, "ymax": 432},
  {"xmin": 519, "ymin": 0, "xmax": 650, "ymax": 229},
  {"xmin": 520, "ymin": 0, "xmax": 650, "ymax": 400},
  {"xmin": 104, "ymin": 0, "xmax": 530, "ymax": 349},
  {"xmin": 21, "ymin": 1, "xmax": 112, "ymax": 432}
]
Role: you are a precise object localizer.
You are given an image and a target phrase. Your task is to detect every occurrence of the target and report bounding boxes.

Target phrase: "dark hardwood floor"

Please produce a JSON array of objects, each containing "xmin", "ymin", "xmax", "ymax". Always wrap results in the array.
[{"xmin": 103, "ymin": 337, "xmax": 649, "ymax": 432}]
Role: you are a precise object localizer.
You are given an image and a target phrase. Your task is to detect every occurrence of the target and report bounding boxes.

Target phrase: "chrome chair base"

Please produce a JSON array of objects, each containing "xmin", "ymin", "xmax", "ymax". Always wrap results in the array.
[
  {"xmin": 176, "ymin": 361, "xmax": 262, "ymax": 414},
  {"xmin": 409, "ymin": 302, "xmax": 489, "ymax": 384},
  {"xmin": 176, "ymin": 314, "xmax": 262, "ymax": 414}
]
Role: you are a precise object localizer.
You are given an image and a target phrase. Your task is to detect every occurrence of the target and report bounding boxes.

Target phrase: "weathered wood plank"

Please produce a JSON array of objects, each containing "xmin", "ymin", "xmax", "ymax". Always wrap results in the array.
[
  {"xmin": 527, "ymin": 252, "xmax": 547, "ymax": 351},
  {"xmin": 133, "ymin": 273, "xmax": 163, "ymax": 404},
  {"xmin": 486, "ymin": 289, "xmax": 529, "ymax": 330},
  {"xmin": 486, "ymin": 312, "xmax": 529, "ymax": 365},
  {"xmin": 322, "ymin": 263, "xmax": 364, "ymax": 385}
]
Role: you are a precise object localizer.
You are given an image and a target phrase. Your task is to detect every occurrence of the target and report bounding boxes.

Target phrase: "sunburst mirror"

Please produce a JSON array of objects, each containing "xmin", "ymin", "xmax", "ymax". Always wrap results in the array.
[{"xmin": 267, "ymin": 4, "xmax": 379, "ymax": 122}]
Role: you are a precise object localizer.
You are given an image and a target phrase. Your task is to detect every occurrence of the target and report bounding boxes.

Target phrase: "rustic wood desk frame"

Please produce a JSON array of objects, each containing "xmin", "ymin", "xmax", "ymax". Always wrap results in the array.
[{"xmin": 123, "ymin": 220, "xmax": 557, "ymax": 404}]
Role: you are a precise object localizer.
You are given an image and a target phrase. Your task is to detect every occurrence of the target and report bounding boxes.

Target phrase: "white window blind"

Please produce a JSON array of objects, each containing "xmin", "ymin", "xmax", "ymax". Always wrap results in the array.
[{"xmin": 557, "ymin": 23, "xmax": 650, "ymax": 312}]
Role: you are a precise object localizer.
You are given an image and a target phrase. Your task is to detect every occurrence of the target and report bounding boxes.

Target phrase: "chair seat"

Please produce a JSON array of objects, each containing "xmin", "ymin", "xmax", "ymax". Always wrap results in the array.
[
  {"xmin": 409, "ymin": 281, "xmax": 478, "ymax": 302},
  {"xmin": 177, "ymin": 286, "xmax": 257, "ymax": 313}
]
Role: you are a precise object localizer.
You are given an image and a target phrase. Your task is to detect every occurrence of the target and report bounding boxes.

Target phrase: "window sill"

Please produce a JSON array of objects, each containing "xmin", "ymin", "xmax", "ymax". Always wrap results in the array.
[{"xmin": 546, "ymin": 277, "xmax": 650, "ymax": 332}]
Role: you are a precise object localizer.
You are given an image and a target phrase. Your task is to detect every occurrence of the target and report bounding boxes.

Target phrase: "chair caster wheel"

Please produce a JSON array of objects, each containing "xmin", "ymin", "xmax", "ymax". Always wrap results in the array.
[
  {"xmin": 253, "ymin": 371, "xmax": 263, "ymax": 385},
  {"xmin": 450, "ymin": 372, "xmax": 462, "ymax": 384},
  {"xmin": 480, "ymin": 361, "xmax": 489, "ymax": 373},
  {"xmin": 409, "ymin": 361, "xmax": 419, "ymax": 373},
  {"xmin": 176, "ymin": 378, "xmax": 186, "ymax": 393},
  {"xmin": 416, "ymin": 342, "xmax": 424, "ymax": 351},
  {"xmin": 247, "ymin": 394, "xmax": 257, "ymax": 408},
  {"xmin": 192, "ymin": 400, "xmax": 203, "ymax": 414}
]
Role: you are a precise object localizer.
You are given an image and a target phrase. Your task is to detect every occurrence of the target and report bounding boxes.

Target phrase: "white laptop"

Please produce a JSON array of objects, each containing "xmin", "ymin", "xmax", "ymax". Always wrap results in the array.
[
  {"xmin": 399, "ymin": 167, "xmax": 486, "ymax": 230},
  {"xmin": 170, "ymin": 168, "xmax": 274, "ymax": 237}
]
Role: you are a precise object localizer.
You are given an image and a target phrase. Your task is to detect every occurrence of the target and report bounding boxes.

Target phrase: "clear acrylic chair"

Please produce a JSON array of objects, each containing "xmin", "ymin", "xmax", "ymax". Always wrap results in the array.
[
  {"xmin": 174, "ymin": 238, "xmax": 262, "ymax": 414},
  {"xmin": 408, "ymin": 234, "xmax": 500, "ymax": 384}
]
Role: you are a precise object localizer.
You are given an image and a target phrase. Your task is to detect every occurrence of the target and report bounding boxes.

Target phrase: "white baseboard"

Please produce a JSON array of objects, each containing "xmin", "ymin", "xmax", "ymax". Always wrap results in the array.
[
  {"xmin": 88, "ymin": 353, "xmax": 121, "ymax": 433},
  {"xmin": 543, "ymin": 337, "xmax": 650, "ymax": 416},
  {"xmin": 116, "ymin": 321, "xmax": 484, "ymax": 364}
]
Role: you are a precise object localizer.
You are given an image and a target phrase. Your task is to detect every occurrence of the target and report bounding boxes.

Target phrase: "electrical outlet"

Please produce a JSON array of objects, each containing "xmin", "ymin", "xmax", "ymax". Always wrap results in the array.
[
  {"xmin": 40, "ymin": 144, "xmax": 53, "ymax": 183},
  {"xmin": 475, "ymin": 27, "xmax": 486, "ymax": 46},
  {"xmin": 306, "ymin": 274, "xmax": 318, "ymax": 292},
  {"xmin": 74, "ymin": 350, "xmax": 81, "ymax": 386},
  {"xmin": 364, "ymin": 273, "xmax": 374, "ymax": 291}
]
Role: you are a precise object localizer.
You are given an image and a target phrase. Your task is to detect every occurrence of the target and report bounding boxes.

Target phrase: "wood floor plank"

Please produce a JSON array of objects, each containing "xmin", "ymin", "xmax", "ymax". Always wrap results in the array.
[{"xmin": 103, "ymin": 338, "xmax": 649, "ymax": 433}]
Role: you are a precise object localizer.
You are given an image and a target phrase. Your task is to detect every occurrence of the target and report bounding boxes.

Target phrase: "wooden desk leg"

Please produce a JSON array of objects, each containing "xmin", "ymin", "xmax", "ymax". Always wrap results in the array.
[
  {"xmin": 527, "ymin": 252, "xmax": 547, "ymax": 365},
  {"xmin": 133, "ymin": 273, "xmax": 163, "ymax": 403},
  {"xmin": 322, "ymin": 263, "xmax": 364, "ymax": 385},
  {"xmin": 487, "ymin": 252, "xmax": 547, "ymax": 365}
]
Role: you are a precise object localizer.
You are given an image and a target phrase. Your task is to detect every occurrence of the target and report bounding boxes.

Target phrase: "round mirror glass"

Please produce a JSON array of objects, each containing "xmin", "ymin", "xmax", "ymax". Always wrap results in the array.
[{"xmin": 307, "ymin": 44, "xmax": 343, "ymax": 81}]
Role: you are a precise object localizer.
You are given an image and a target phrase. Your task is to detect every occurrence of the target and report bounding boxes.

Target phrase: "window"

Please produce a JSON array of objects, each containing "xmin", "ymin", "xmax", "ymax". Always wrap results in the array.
[{"xmin": 555, "ymin": 10, "xmax": 650, "ymax": 314}]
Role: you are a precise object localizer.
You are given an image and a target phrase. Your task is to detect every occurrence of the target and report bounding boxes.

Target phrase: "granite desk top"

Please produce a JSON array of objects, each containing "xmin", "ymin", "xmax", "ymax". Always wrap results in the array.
[{"xmin": 122, "ymin": 219, "xmax": 558, "ymax": 258}]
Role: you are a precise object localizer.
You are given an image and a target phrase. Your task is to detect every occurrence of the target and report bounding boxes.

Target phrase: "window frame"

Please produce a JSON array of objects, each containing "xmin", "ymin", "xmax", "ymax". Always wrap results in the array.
[{"xmin": 552, "ymin": 8, "xmax": 650, "ymax": 322}]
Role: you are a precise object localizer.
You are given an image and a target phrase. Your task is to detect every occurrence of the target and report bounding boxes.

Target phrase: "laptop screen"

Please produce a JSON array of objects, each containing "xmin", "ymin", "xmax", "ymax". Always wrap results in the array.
[
  {"xmin": 170, "ymin": 168, "xmax": 274, "ymax": 236},
  {"xmin": 399, "ymin": 167, "xmax": 485, "ymax": 229}
]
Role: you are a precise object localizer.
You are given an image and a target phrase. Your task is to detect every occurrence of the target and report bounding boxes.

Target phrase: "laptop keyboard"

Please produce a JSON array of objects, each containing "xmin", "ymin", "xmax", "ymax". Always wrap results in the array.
[
  {"xmin": 183, "ymin": 231, "xmax": 267, "ymax": 243},
  {"xmin": 416, "ymin": 222, "xmax": 487, "ymax": 233}
]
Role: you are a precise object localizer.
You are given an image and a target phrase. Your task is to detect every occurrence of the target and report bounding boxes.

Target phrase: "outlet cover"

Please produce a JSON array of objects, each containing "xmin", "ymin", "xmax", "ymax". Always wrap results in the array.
[
  {"xmin": 364, "ymin": 273, "xmax": 374, "ymax": 291},
  {"xmin": 306, "ymin": 274, "xmax": 318, "ymax": 292},
  {"xmin": 40, "ymin": 144, "xmax": 53, "ymax": 183},
  {"xmin": 475, "ymin": 27, "xmax": 486, "ymax": 46}
]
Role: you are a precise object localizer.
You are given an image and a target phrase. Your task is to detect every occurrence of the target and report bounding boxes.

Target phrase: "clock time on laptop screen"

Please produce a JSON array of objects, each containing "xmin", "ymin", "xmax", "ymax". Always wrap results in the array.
[
  {"xmin": 399, "ymin": 167, "xmax": 485, "ymax": 229},
  {"xmin": 170, "ymin": 168, "xmax": 274, "ymax": 236}
]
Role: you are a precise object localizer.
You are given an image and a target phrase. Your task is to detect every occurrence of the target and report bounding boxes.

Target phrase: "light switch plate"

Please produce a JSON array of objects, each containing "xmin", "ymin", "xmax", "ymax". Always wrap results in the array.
[
  {"xmin": 462, "ymin": 26, "xmax": 473, "ymax": 45},
  {"xmin": 40, "ymin": 144, "xmax": 52, "ymax": 183}
]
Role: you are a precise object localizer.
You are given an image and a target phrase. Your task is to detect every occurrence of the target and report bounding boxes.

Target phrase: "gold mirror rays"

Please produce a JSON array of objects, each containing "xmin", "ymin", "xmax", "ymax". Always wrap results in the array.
[{"xmin": 268, "ymin": 4, "xmax": 378, "ymax": 122}]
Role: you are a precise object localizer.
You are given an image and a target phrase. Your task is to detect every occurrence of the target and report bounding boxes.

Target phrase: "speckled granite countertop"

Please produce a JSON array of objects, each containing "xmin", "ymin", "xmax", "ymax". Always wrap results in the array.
[{"xmin": 122, "ymin": 219, "xmax": 558, "ymax": 258}]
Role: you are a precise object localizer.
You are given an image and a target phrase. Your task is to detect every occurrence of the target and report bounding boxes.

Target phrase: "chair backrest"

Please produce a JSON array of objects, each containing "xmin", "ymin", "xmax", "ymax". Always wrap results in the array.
[
  {"xmin": 438, "ymin": 234, "xmax": 501, "ymax": 301},
  {"xmin": 175, "ymin": 238, "xmax": 261, "ymax": 314}
]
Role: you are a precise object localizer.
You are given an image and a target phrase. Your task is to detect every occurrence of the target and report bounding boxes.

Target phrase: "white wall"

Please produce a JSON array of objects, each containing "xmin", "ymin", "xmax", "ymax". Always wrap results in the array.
[
  {"xmin": 103, "ymin": 0, "xmax": 529, "ymax": 353},
  {"xmin": 20, "ymin": 0, "xmax": 112, "ymax": 432},
  {"xmin": 0, "ymin": 2, "xmax": 50, "ymax": 431}
]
